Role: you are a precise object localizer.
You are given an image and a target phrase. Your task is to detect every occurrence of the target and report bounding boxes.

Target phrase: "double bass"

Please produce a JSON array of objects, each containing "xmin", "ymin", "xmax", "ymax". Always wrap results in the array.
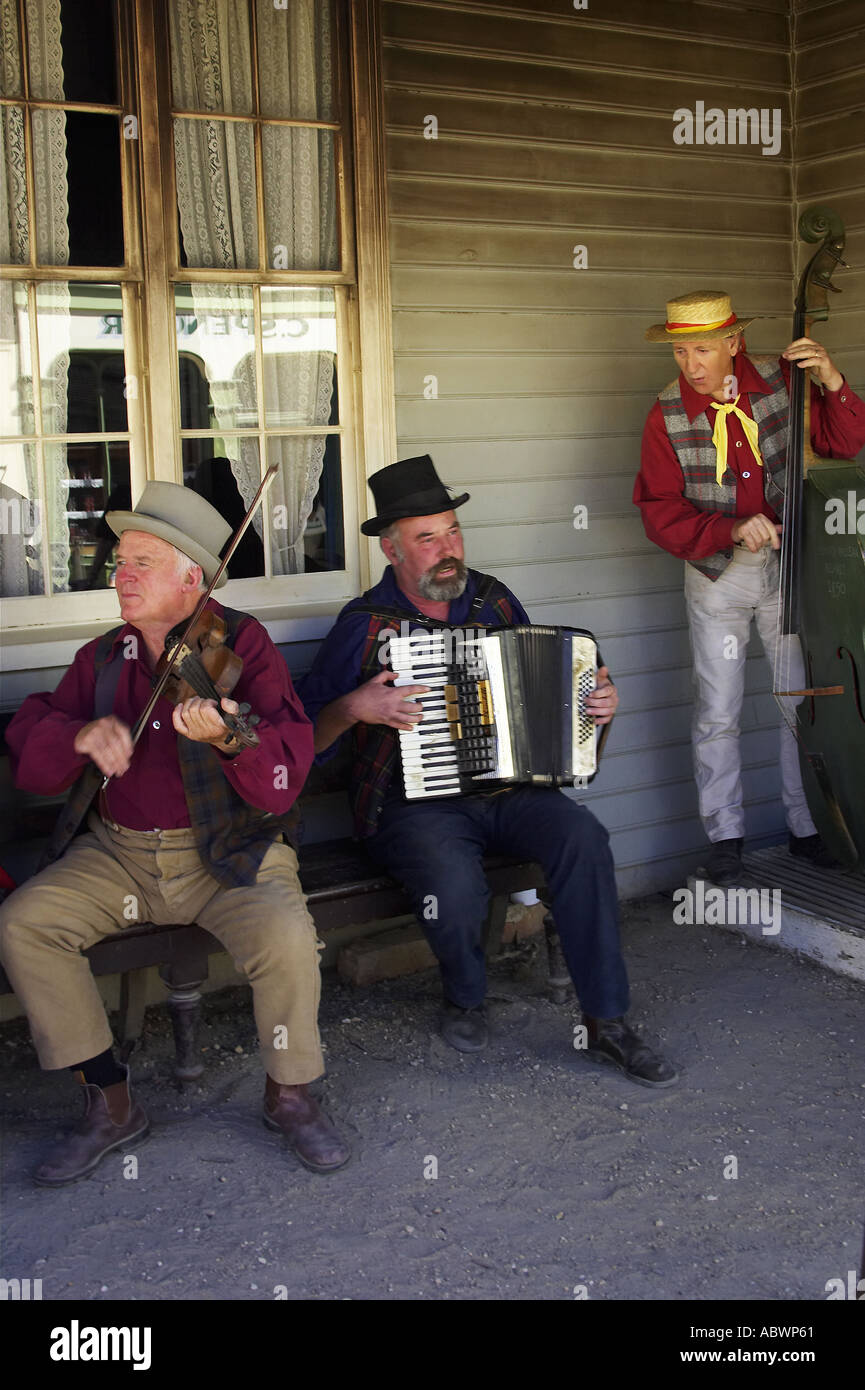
[{"xmin": 775, "ymin": 205, "xmax": 865, "ymax": 873}]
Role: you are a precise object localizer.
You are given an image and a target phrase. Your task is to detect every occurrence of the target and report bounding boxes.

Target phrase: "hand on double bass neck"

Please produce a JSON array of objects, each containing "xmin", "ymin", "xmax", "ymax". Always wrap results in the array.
[
  {"xmin": 782, "ymin": 337, "xmax": 844, "ymax": 393},
  {"xmin": 730, "ymin": 514, "xmax": 783, "ymax": 553}
]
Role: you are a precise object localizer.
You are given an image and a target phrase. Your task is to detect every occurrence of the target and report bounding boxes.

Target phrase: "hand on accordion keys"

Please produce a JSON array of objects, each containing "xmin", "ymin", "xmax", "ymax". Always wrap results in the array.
[
  {"xmin": 344, "ymin": 669, "xmax": 430, "ymax": 731},
  {"xmin": 584, "ymin": 666, "xmax": 618, "ymax": 725}
]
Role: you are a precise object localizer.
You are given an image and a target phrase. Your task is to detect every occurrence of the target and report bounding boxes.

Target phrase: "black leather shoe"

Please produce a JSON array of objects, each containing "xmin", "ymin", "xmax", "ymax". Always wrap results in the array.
[
  {"xmin": 703, "ymin": 837, "xmax": 744, "ymax": 885},
  {"xmin": 788, "ymin": 833, "xmax": 842, "ymax": 870},
  {"xmin": 583, "ymin": 1016, "xmax": 678, "ymax": 1088},
  {"xmin": 440, "ymin": 1001, "xmax": 488, "ymax": 1052}
]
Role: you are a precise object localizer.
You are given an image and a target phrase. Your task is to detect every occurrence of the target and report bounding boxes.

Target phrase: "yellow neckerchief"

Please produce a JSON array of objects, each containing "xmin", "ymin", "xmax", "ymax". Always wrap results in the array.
[{"xmin": 708, "ymin": 395, "xmax": 763, "ymax": 487}]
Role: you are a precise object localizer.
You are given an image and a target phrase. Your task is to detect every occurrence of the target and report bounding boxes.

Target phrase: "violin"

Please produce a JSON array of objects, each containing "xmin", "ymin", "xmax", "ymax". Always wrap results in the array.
[
  {"xmin": 157, "ymin": 609, "xmax": 261, "ymax": 751},
  {"xmin": 776, "ymin": 205, "xmax": 865, "ymax": 872}
]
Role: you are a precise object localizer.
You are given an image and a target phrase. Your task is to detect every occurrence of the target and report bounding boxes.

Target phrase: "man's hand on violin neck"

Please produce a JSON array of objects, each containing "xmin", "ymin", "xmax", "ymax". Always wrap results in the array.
[
  {"xmin": 782, "ymin": 337, "xmax": 844, "ymax": 393},
  {"xmin": 74, "ymin": 716, "xmax": 134, "ymax": 779},
  {"xmin": 731, "ymin": 514, "xmax": 783, "ymax": 552},
  {"xmin": 172, "ymin": 695, "xmax": 242, "ymax": 752}
]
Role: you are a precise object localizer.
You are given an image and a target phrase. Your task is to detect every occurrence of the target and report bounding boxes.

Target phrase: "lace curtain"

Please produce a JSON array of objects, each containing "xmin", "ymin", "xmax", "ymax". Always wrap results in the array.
[
  {"xmin": 170, "ymin": 0, "xmax": 337, "ymax": 574},
  {"xmin": 0, "ymin": 0, "xmax": 70, "ymax": 596}
]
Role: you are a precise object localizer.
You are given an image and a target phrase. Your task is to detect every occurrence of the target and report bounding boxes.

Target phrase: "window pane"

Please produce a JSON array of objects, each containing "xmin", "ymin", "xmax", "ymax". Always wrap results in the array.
[
  {"xmin": 176, "ymin": 283, "xmax": 258, "ymax": 429},
  {"xmin": 174, "ymin": 117, "xmax": 257, "ymax": 268},
  {"xmin": 262, "ymin": 126, "xmax": 337, "ymax": 271},
  {"xmin": 267, "ymin": 434, "xmax": 343, "ymax": 575},
  {"xmin": 0, "ymin": 279, "xmax": 34, "ymax": 435},
  {"xmin": 0, "ymin": 0, "xmax": 23, "ymax": 98},
  {"xmin": 38, "ymin": 283, "xmax": 128, "ymax": 433},
  {"xmin": 169, "ymin": 0, "xmax": 253, "ymax": 115},
  {"xmin": 23, "ymin": 0, "xmax": 64, "ymax": 99},
  {"xmin": 30, "ymin": 108, "xmax": 70, "ymax": 265},
  {"xmin": 0, "ymin": 440, "xmax": 43, "ymax": 595},
  {"xmin": 1, "ymin": 105, "xmax": 30, "ymax": 263},
  {"xmin": 55, "ymin": 0, "xmax": 118, "ymax": 105},
  {"xmin": 65, "ymin": 440, "xmax": 129, "ymax": 591},
  {"xmin": 257, "ymin": 0, "xmax": 336, "ymax": 120},
  {"xmin": 65, "ymin": 112, "xmax": 123, "ymax": 265},
  {"xmin": 260, "ymin": 286, "xmax": 336, "ymax": 429},
  {"xmin": 184, "ymin": 441, "xmax": 265, "ymax": 580}
]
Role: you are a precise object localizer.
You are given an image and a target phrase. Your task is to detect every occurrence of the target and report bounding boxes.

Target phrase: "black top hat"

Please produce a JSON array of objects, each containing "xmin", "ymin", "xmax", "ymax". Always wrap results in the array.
[{"xmin": 361, "ymin": 455, "xmax": 470, "ymax": 536}]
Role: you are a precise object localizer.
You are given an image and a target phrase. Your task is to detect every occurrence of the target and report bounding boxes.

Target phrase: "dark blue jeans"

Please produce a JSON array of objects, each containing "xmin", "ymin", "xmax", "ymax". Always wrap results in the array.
[{"xmin": 366, "ymin": 787, "xmax": 629, "ymax": 1017}]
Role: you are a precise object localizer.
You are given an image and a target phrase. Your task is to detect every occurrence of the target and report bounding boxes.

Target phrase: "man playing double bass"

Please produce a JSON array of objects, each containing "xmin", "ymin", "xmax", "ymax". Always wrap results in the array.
[
  {"xmin": 0, "ymin": 483, "xmax": 350, "ymax": 1182},
  {"xmin": 634, "ymin": 291, "xmax": 865, "ymax": 884}
]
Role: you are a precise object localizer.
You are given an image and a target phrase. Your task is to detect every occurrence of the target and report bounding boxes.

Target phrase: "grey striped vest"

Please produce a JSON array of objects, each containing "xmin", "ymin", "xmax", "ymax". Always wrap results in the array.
[{"xmin": 659, "ymin": 355, "xmax": 789, "ymax": 580}]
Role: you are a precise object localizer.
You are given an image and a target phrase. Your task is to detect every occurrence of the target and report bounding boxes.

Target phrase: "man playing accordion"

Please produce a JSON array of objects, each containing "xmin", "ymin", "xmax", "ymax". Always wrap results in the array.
[{"xmin": 300, "ymin": 456, "xmax": 675, "ymax": 1086}]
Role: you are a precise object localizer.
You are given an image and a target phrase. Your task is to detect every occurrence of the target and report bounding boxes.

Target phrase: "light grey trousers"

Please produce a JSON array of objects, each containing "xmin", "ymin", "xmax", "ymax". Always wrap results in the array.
[{"xmin": 684, "ymin": 547, "xmax": 817, "ymax": 843}]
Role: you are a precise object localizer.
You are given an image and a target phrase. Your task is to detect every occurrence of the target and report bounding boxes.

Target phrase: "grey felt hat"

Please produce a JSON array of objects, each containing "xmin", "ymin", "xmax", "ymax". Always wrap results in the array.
[{"xmin": 106, "ymin": 482, "xmax": 232, "ymax": 588}]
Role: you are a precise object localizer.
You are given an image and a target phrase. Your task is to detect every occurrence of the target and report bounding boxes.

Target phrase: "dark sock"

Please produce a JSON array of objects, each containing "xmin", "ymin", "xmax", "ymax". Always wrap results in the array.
[{"xmin": 69, "ymin": 1049, "xmax": 126, "ymax": 1089}]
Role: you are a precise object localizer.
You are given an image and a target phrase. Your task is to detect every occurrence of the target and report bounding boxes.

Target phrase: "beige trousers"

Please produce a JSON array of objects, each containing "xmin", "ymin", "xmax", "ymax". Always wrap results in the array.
[{"xmin": 0, "ymin": 815, "xmax": 324, "ymax": 1084}]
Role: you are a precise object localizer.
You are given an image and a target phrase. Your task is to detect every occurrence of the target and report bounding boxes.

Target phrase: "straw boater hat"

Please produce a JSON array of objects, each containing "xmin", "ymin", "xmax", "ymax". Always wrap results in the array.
[
  {"xmin": 106, "ymin": 481, "xmax": 232, "ymax": 587},
  {"xmin": 361, "ymin": 455, "xmax": 470, "ymax": 536},
  {"xmin": 645, "ymin": 290, "xmax": 755, "ymax": 343}
]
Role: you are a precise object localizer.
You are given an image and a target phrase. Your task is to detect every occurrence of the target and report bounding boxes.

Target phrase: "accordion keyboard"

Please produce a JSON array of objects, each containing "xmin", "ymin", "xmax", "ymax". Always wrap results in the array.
[{"xmin": 390, "ymin": 632, "xmax": 498, "ymax": 798}]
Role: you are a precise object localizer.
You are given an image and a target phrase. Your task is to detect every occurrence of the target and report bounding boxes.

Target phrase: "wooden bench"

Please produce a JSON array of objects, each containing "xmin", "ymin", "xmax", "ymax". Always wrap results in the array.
[{"xmin": 0, "ymin": 741, "xmax": 567, "ymax": 1080}]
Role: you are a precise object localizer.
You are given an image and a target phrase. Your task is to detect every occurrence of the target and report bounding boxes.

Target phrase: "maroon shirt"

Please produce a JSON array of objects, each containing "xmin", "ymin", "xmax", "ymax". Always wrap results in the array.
[
  {"xmin": 634, "ymin": 355, "xmax": 865, "ymax": 561},
  {"xmin": 7, "ymin": 600, "xmax": 313, "ymax": 831}
]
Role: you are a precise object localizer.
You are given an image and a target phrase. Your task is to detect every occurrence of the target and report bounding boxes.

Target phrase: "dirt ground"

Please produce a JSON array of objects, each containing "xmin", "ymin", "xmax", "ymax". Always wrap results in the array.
[{"xmin": 1, "ymin": 893, "xmax": 863, "ymax": 1303}]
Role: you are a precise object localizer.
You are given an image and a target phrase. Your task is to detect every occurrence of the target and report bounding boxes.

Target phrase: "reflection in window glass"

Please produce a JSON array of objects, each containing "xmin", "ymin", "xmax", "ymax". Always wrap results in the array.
[
  {"xmin": 0, "ymin": 280, "xmax": 34, "ymax": 435},
  {"xmin": 261, "ymin": 286, "xmax": 336, "ymax": 429},
  {"xmin": 0, "ymin": 441, "xmax": 42, "ymax": 596},
  {"xmin": 37, "ymin": 283, "xmax": 127, "ymax": 433},
  {"xmin": 64, "ymin": 441, "xmax": 130, "ymax": 592},
  {"xmin": 184, "ymin": 441, "xmax": 265, "ymax": 580},
  {"xmin": 176, "ymin": 284, "xmax": 257, "ymax": 429},
  {"xmin": 267, "ymin": 434, "xmax": 343, "ymax": 575},
  {"xmin": 262, "ymin": 127, "xmax": 338, "ymax": 271}
]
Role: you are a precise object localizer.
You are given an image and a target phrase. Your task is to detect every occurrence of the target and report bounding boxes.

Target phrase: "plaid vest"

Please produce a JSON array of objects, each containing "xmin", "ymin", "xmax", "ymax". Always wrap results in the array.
[
  {"xmin": 659, "ymin": 355, "xmax": 789, "ymax": 580},
  {"xmin": 43, "ymin": 606, "xmax": 299, "ymax": 890},
  {"xmin": 349, "ymin": 571, "xmax": 515, "ymax": 838}
]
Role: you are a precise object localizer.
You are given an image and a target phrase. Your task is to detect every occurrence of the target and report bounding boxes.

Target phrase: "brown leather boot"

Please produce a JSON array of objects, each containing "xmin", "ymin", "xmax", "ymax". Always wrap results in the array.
[
  {"xmin": 263, "ymin": 1075, "xmax": 350, "ymax": 1173},
  {"xmin": 34, "ymin": 1073, "xmax": 150, "ymax": 1187}
]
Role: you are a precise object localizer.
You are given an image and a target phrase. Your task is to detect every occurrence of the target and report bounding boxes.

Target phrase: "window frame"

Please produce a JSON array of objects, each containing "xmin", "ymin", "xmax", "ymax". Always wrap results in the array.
[{"xmin": 0, "ymin": 0, "xmax": 395, "ymax": 638}]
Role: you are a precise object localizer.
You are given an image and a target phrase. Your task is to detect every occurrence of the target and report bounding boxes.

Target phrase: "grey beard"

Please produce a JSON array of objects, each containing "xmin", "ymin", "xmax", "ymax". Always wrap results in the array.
[{"xmin": 417, "ymin": 558, "xmax": 468, "ymax": 602}]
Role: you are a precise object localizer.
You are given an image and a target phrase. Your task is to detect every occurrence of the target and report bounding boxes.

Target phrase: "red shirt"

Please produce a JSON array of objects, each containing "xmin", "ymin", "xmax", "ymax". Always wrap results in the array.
[
  {"xmin": 634, "ymin": 355, "xmax": 865, "ymax": 561},
  {"xmin": 7, "ymin": 600, "xmax": 313, "ymax": 831}
]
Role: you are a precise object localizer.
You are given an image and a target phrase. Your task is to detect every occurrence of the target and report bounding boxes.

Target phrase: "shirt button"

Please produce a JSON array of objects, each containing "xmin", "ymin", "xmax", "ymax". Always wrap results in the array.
[
  {"xmin": 735, "ymin": 440, "xmax": 742, "ymax": 447},
  {"xmin": 840, "ymin": 395, "xmax": 847, "ymax": 402},
  {"xmin": 152, "ymin": 720, "xmax": 160, "ymax": 729},
  {"xmin": 742, "ymin": 471, "xmax": 751, "ymax": 479}
]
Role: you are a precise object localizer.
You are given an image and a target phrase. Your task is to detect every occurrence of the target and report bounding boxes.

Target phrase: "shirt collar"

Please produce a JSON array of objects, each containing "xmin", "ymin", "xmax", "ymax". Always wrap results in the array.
[
  {"xmin": 103, "ymin": 597, "xmax": 223, "ymax": 661},
  {"xmin": 384, "ymin": 564, "xmax": 479, "ymax": 623},
  {"xmin": 679, "ymin": 352, "xmax": 768, "ymax": 423}
]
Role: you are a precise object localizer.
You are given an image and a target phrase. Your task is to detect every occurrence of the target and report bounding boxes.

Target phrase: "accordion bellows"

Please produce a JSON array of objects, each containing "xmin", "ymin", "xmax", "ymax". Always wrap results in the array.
[{"xmin": 390, "ymin": 624, "xmax": 599, "ymax": 799}]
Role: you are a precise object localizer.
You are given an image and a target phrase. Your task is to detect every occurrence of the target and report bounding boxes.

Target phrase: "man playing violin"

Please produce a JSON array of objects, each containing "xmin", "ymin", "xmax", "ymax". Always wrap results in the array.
[
  {"xmin": 0, "ymin": 483, "xmax": 350, "ymax": 1183},
  {"xmin": 634, "ymin": 291, "xmax": 865, "ymax": 885},
  {"xmin": 300, "ymin": 456, "xmax": 677, "ymax": 1087}
]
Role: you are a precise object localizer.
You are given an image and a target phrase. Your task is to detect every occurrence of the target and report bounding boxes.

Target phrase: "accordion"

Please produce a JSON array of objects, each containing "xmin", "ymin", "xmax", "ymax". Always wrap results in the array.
[{"xmin": 390, "ymin": 624, "xmax": 599, "ymax": 800}]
